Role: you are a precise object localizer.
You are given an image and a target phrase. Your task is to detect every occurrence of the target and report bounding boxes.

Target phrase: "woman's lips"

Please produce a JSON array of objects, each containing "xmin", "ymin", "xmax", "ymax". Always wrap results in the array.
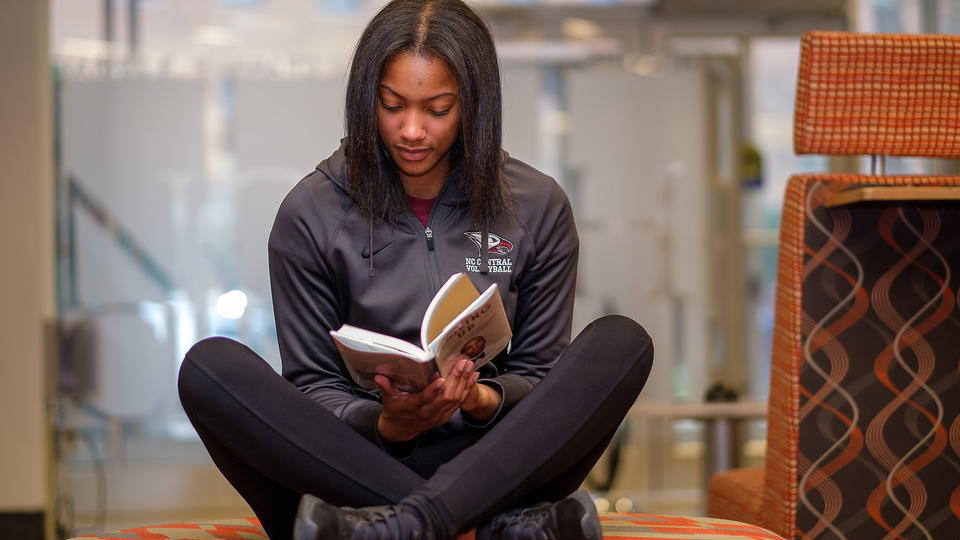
[{"xmin": 396, "ymin": 146, "xmax": 430, "ymax": 162}]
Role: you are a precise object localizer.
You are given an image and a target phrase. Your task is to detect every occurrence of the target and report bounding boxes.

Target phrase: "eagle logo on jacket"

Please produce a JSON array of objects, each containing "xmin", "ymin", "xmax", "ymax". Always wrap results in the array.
[{"xmin": 465, "ymin": 232, "xmax": 514, "ymax": 256}]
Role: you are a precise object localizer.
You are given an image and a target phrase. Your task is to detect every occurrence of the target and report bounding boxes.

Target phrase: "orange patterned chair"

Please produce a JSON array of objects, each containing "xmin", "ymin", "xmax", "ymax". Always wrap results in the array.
[
  {"xmin": 708, "ymin": 31, "xmax": 960, "ymax": 538},
  {"xmin": 69, "ymin": 513, "xmax": 786, "ymax": 539}
]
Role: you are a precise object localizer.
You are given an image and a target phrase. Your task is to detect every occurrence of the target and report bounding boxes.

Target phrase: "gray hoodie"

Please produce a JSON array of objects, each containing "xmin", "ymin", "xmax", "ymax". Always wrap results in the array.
[{"xmin": 268, "ymin": 143, "xmax": 578, "ymax": 450}]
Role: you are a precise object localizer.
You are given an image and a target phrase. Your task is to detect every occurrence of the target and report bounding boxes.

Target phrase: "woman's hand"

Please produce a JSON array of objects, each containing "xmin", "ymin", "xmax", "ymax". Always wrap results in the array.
[
  {"xmin": 376, "ymin": 359, "xmax": 479, "ymax": 442},
  {"xmin": 460, "ymin": 378, "xmax": 502, "ymax": 422}
]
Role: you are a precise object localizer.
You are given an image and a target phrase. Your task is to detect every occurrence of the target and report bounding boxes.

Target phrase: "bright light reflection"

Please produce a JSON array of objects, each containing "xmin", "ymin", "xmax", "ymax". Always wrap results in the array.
[{"xmin": 216, "ymin": 289, "xmax": 248, "ymax": 320}]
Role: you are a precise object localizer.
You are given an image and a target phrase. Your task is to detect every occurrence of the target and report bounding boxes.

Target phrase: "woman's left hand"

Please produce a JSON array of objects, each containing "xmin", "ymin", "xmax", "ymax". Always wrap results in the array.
[{"xmin": 460, "ymin": 378, "xmax": 502, "ymax": 422}]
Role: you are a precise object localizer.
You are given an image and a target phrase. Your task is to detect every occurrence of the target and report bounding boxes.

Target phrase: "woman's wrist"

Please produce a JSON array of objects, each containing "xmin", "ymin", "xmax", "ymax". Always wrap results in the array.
[
  {"xmin": 377, "ymin": 414, "xmax": 418, "ymax": 442},
  {"xmin": 461, "ymin": 383, "xmax": 501, "ymax": 421}
]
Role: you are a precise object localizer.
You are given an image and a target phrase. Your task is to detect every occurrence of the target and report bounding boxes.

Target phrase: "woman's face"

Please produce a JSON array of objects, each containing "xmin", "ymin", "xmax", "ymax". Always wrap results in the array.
[{"xmin": 377, "ymin": 52, "xmax": 461, "ymax": 198}]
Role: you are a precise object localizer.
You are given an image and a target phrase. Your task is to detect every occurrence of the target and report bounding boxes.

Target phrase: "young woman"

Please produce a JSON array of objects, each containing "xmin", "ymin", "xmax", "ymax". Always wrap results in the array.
[{"xmin": 177, "ymin": 1, "xmax": 653, "ymax": 538}]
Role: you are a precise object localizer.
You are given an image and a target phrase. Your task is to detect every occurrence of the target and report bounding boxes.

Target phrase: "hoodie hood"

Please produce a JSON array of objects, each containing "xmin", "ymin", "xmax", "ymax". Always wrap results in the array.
[{"xmin": 315, "ymin": 140, "xmax": 351, "ymax": 193}]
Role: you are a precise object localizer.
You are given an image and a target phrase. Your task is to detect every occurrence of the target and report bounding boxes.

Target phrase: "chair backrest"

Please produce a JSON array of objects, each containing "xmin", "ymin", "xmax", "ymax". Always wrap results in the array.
[
  {"xmin": 794, "ymin": 32, "xmax": 960, "ymax": 158},
  {"xmin": 761, "ymin": 31, "xmax": 960, "ymax": 539}
]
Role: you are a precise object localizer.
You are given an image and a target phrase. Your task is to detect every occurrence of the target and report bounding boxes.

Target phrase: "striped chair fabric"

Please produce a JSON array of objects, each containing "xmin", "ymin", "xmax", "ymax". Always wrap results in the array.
[
  {"xmin": 709, "ymin": 30, "xmax": 960, "ymax": 539},
  {"xmin": 68, "ymin": 513, "xmax": 785, "ymax": 539}
]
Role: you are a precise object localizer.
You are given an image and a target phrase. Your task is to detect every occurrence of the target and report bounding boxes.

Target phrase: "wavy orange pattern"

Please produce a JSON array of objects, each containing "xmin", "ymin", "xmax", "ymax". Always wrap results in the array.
[
  {"xmin": 865, "ymin": 206, "xmax": 951, "ymax": 539},
  {"xmin": 794, "ymin": 179, "xmax": 960, "ymax": 539}
]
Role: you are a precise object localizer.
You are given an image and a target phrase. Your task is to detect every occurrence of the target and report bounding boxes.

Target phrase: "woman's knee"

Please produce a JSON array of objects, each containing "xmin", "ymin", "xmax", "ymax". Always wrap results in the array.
[
  {"xmin": 181, "ymin": 336, "xmax": 242, "ymax": 378},
  {"xmin": 578, "ymin": 316, "xmax": 654, "ymax": 398},
  {"xmin": 178, "ymin": 336, "xmax": 258, "ymax": 407},
  {"xmin": 579, "ymin": 315, "xmax": 654, "ymax": 361},
  {"xmin": 568, "ymin": 315, "xmax": 655, "ymax": 388}
]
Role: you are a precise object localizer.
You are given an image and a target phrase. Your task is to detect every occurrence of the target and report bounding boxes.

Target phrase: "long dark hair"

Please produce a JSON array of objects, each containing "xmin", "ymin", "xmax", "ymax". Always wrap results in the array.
[{"xmin": 345, "ymin": 0, "xmax": 512, "ymax": 228}]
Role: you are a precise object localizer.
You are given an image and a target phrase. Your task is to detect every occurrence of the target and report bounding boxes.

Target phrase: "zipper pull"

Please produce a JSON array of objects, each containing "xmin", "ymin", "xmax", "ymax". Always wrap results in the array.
[{"xmin": 424, "ymin": 227, "xmax": 435, "ymax": 251}]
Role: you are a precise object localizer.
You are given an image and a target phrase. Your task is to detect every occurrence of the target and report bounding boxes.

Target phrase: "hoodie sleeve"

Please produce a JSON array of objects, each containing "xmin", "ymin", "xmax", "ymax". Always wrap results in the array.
[
  {"xmin": 268, "ymin": 183, "xmax": 395, "ymax": 451},
  {"xmin": 479, "ymin": 179, "xmax": 579, "ymax": 417}
]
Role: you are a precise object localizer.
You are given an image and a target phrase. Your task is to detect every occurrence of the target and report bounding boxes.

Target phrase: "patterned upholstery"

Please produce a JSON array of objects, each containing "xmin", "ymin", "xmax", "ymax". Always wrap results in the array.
[
  {"xmin": 709, "ymin": 30, "xmax": 960, "ymax": 540},
  {"xmin": 68, "ymin": 513, "xmax": 785, "ymax": 539},
  {"xmin": 69, "ymin": 517, "xmax": 267, "ymax": 539},
  {"xmin": 794, "ymin": 31, "xmax": 960, "ymax": 157},
  {"xmin": 707, "ymin": 467, "xmax": 763, "ymax": 525},
  {"xmin": 598, "ymin": 513, "xmax": 783, "ymax": 539}
]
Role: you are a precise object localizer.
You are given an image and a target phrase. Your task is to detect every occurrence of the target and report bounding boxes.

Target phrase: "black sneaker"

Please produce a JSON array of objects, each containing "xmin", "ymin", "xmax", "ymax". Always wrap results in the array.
[
  {"xmin": 293, "ymin": 494, "xmax": 434, "ymax": 540},
  {"xmin": 481, "ymin": 489, "xmax": 602, "ymax": 540}
]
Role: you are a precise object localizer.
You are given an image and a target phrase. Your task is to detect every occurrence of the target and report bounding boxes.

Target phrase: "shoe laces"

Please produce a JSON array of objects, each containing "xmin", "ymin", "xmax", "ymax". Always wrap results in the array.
[
  {"xmin": 489, "ymin": 502, "xmax": 556, "ymax": 540},
  {"xmin": 343, "ymin": 505, "xmax": 426, "ymax": 540}
]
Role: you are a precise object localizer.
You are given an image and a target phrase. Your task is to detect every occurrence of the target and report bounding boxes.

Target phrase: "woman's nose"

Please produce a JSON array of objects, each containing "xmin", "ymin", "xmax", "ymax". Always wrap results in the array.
[{"xmin": 400, "ymin": 112, "xmax": 426, "ymax": 141}]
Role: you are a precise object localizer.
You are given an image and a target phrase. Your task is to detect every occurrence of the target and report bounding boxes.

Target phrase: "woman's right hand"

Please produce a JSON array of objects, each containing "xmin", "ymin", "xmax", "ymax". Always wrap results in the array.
[{"xmin": 375, "ymin": 358, "xmax": 478, "ymax": 442}]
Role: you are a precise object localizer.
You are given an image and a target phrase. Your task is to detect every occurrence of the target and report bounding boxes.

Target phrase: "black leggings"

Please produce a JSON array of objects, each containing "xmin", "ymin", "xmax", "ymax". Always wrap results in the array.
[{"xmin": 178, "ymin": 315, "xmax": 653, "ymax": 539}]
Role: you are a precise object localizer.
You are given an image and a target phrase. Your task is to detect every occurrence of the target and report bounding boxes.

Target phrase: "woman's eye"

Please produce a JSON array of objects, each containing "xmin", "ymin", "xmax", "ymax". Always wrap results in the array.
[
  {"xmin": 429, "ymin": 109, "xmax": 451, "ymax": 117},
  {"xmin": 380, "ymin": 103, "xmax": 401, "ymax": 111}
]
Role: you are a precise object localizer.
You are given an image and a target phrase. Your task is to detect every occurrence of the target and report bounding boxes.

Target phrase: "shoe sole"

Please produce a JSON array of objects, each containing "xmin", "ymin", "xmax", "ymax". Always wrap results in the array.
[
  {"xmin": 293, "ymin": 494, "xmax": 323, "ymax": 540},
  {"xmin": 568, "ymin": 490, "xmax": 602, "ymax": 540}
]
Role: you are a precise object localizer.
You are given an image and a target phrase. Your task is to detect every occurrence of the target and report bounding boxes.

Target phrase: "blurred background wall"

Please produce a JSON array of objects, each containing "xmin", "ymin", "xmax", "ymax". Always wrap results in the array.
[
  {"xmin": 0, "ymin": 2, "xmax": 55, "ymax": 540},
  {"xmin": 2, "ymin": 0, "xmax": 959, "ymax": 538}
]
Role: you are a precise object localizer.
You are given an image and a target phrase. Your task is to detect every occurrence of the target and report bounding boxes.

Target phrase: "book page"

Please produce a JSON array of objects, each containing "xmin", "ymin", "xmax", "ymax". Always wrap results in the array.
[
  {"xmin": 420, "ymin": 273, "xmax": 480, "ymax": 347},
  {"xmin": 331, "ymin": 339, "xmax": 438, "ymax": 392},
  {"xmin": 427, "ymin": 284, "xmax": 511, "ymax": 377},
  {"xmin": 332, "ymin": 325, "xmax": 428, "ymax": 358}
]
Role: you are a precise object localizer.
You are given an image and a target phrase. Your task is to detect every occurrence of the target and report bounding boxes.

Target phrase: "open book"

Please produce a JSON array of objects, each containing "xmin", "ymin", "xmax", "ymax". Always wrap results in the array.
[{"xmin": 329, "ymin": 273, "xmax": 512, "ymax": 393}]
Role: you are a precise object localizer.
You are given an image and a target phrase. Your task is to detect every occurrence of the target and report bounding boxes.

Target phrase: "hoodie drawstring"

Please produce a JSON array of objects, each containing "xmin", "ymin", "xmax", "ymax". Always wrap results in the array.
[{"xmin": 368, "ymin": 218, "xmax": 375, "ymax": 278}]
